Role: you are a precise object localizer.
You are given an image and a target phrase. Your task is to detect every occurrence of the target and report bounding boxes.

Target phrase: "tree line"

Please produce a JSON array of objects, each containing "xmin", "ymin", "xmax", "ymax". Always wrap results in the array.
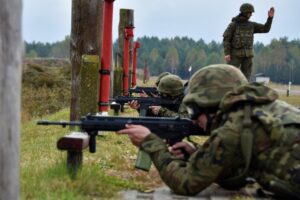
[{"xmin": 25, "ymin": 36, "xmax": 300, "ymax": 84}]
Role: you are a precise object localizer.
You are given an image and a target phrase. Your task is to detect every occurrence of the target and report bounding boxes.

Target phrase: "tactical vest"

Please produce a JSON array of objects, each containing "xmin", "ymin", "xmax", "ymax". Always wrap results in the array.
[
  {"xmin": 231, "ymin": 22, "xmax": 254, "ymax": 57},
  {"xmin": 218, "ymin": 101, "xmax": 300, "ymax": 199}
]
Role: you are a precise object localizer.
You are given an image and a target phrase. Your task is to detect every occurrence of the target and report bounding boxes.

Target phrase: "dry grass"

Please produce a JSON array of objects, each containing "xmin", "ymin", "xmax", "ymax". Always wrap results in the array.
[
  {"xmin": 267, "ymin": 81, "xmax": 300, "ymax": 90},
  {"xmin": 267, "ymin": 82, "xmax": 300, "ymax": 107}
]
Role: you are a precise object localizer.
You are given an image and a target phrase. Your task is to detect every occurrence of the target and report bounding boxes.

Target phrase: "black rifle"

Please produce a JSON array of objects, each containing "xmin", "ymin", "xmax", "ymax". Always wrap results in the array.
[
  {"xmin": 112, "ymin": 96, "xmax": 180, "ymax": 115},
  {"xmin": 128, "ymin": 86, "xmax": 158, "ymax": 97},
  {"xmin": 38, "ymin": 115, "xmax": 205, "ymax": 173},
  {"xmin": 37, "ymin": 115, "xmax": 204, "ymax": 154}
]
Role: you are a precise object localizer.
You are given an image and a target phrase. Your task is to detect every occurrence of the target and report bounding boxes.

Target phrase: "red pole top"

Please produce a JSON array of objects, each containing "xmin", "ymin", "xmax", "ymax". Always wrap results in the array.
[
  {"xmin": 134, "ymin": 41, "xmax": 141, "ymax": 49},
  {"xmin": 132, "ymin": 41, "xmax": 141, "ymax": 88},
  {"xmin": 125, "ymin": 26, "xmax": 134, "ymax": 39},
  {"xmin": 123, "ymin": 27, "xmax": 134, "ymax": 96}
]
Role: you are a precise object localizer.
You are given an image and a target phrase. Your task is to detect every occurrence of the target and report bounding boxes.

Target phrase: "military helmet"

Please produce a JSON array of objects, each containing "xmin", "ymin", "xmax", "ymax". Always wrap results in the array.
[
  {"xmin": 240, "ymin": 3, "xmax": 255, "ymax": 13},
  {"xmin": 183, "ymin": 64, "xmax": 248, "ymax": 108},
  {"xmin": 155, "ymin": 72, "xmax": 171, "ymax": 86},
  {"xmin": 157, "ymin": 74, "xmax": 184, "ymax": 97}
]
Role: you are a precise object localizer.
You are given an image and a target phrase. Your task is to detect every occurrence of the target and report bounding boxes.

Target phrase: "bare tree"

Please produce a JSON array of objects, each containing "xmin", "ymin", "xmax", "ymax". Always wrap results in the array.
[{"xmin": 0, "ymin": 0, "xmax": 23, "ymax": 199}]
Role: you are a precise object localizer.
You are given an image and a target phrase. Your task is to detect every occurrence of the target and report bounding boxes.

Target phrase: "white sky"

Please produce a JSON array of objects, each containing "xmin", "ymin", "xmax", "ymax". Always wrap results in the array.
[{"xmin": 23, "ymin": 0, "xmax": 300, "ymax": 44}]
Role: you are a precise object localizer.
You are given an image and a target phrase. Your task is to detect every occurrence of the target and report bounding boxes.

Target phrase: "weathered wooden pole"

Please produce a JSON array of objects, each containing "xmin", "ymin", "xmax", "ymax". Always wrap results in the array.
[
  {"xmin": 99, "ymin": 0, "xmax": 115, "ymax": 114},
  {"xmin": 113, "ymin": 9, "xmax": 134, "ymax": 97},
  {"xmin": 70, "ymin": 0, "xmax": 104, "ymax": 121},
  {"xmin": 67, "ymin": 0, "xmax": 103, "ymax": 178},
  {"xmin": 132, "ymin": 41, "xmax": 141, "ymax": 87},
  {"xmin": 0, "ymin": 0, "xmax": 22, "ymax": 198}
]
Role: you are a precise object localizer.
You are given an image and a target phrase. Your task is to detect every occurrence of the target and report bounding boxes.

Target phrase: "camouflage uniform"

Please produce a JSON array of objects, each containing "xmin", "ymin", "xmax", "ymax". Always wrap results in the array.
[
  {"xmin": 223, "ymin": 3, "xmax": 273, "ymax": 79},
  {"xmin": 140, "ymin": 64, "xmax": 300, "ymax": 199},
  {"xmin": 155, "ymin": 74, "xmax": 188, "ymax": 118}
]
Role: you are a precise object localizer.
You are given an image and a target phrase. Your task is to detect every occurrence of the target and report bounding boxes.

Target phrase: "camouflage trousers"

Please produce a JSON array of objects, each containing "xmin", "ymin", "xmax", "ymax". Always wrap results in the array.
[{"xmin": 227, "ymin": 56, "xmax": 253, "ymax": 80}]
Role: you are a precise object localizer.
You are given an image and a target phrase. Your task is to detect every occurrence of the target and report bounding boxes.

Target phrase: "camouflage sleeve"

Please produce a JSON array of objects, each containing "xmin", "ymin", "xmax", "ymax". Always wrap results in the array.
[
  {"xmin": 158, "ymin": 104, "xmax": 189, "ymax": 118},
  {"xmin": 223, "ymin": 22, "xmax": 235, "ymax": 56},
  {"xmin": 177, "ymin": 103, "xmax": 190, "ymax": 118},
  {"xmin": 157, "ymin": 107, "xmax": 179, "ymax": 117},
  {"xmin": 253, "ymin": 17, "xmax": 273, "ymax": 33},
  {"xmin": 140, "ymin": 124, "xmax": 240, "ymax": 195}
]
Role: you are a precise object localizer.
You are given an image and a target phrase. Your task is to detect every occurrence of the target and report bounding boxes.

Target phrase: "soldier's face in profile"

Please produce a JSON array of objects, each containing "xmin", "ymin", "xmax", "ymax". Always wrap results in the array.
[
  {"xmin": 246, "ymin": 12, "xmax": 252, "ymax": 19},
  {"xmin": 194, "ymin": 114, "xmax": 208, "ymax": 131}
]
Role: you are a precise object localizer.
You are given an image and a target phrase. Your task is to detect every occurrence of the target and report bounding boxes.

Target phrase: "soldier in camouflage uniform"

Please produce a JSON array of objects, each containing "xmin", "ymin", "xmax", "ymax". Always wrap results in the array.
[
  {"xmin": 223, "ymin": 3, "xmax": 275, "ymax": 80},
  {"xmin": 151, "ymin": 74, "xmax": 188, "ymax": 117},
  {"xmin": 118, "ymin": 64, "xmax": 300, "ymax": 199},
  {"xmin": 129, "ymin": 74, "xmax": 188, "ymax": 117}
]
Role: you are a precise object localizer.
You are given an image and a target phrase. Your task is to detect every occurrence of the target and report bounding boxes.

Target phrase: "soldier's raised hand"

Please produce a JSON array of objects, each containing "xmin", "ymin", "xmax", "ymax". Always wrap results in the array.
[{"xmin": 268, "ymin": 7, "xmax": 275, "ymax": 17}]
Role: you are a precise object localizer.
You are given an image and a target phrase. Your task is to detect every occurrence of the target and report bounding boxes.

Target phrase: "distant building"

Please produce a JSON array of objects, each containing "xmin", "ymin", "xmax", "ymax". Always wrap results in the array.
[{"xmin": 252, "ymin": 73, "xmax": 270, "ymax": 85}]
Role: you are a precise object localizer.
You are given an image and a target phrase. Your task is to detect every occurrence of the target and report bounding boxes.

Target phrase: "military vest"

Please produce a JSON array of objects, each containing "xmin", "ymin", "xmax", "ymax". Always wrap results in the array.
[
  {"xmin": 231, "ymin": 21, "xmax": 254, "ymax": 57},
  {"xmin": 218, "ymin": 100, "xmax": 300, "ymax": 199}
]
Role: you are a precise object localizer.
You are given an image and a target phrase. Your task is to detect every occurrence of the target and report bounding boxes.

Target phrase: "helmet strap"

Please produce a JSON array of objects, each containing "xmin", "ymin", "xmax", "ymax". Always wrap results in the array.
[{"xmin": 204, "ymin": 110, "xmax": 217, "ymax": 132}]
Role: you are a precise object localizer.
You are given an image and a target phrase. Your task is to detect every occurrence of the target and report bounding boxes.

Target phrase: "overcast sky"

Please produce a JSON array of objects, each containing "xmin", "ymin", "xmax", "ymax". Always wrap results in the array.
[{"xmin": 23, "ymin": 0, "xmax": 300, "ymax": 44}]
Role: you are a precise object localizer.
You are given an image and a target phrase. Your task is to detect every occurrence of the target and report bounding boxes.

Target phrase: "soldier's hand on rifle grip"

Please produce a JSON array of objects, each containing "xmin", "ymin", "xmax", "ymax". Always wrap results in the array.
[
  {"xmin": 117, "ymin": 124, "xmax": 151, "ymax": 147},
  {"xmin": 169, "ymin": 141, "xmax": 196, "ymax": 160}
]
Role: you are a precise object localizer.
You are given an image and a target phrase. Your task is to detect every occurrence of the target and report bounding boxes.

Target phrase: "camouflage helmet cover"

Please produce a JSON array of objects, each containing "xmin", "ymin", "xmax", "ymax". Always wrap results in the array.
[
  {"xmin": 183, "ymin": 64, "xmax": 248, "ymax": 108},
  {"xmin": 157, "ymin": 74, "xmax": 184, "ymax": 97},
  {"xmin": 240, "ymin": 3, "xmax": 255, "ymax": 13},
  {"xmin": 155, "ymin": 72, "xmax": 171, "ymax": 86}
]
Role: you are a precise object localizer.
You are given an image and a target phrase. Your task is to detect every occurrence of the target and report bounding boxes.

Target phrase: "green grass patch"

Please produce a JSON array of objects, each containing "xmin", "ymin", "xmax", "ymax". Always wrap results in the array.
[{"xmin": 21, "ymin": 108, "xmax": 163, "ymax": 199}]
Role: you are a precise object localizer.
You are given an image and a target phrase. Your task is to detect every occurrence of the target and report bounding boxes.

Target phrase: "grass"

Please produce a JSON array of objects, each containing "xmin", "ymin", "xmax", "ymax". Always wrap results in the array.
[{"xmin": 21, "ymin": 108, "xmax": 163, "ymax": 199}]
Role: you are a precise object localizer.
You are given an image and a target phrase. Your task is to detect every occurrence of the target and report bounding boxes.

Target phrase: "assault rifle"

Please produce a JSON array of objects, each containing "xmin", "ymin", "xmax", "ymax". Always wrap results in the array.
[
  {"xmin": 128, "ymin": 86, "xmax": 158, "ymax": 97},
  {"xmin": 37, "ymin": 115, "xmax": 203, "ymax": 153},
  {"xmin": 37, "ymin": 115, "xmax": 204, "ymax": 171},
  {"xmin": 112, "ymin": 96, "xmax": 180, "ymax": 115}
]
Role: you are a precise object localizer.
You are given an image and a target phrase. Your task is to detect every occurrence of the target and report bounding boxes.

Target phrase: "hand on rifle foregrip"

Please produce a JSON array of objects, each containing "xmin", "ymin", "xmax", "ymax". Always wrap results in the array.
[
  {"xmin": 128, "ymin": 100, "xmax": 140, "ymax": 110},
  {"xmin": 139, "ymin": 90, "xmax": 149, "ymax": 97},
  {"xmin": 117, "ymin": 124, "xmax": 151, "ymax": 147}
]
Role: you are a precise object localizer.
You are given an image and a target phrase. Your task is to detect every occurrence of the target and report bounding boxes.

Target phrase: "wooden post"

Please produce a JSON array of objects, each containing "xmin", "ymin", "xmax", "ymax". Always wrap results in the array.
[
  {"xmin": 113, "ymin": 8, "xmax": 134, "ymax": 97},
  {"xmin": 70, "ymin": 0, "xmax": 104, "ymax": 121},
  {"xmin": 0, "ymin": 0, "xmax": 22, "ymax": 198}
]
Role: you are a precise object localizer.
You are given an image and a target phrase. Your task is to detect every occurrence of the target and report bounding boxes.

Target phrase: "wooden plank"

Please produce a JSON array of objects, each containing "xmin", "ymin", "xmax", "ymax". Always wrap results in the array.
[{"xmin": 57, "ymin": 132, "xmax": 89, "ymax": 151}]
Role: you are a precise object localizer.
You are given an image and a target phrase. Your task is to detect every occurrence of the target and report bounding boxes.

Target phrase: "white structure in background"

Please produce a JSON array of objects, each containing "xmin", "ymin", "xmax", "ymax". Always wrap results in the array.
[{"xmin": 253, "ymin": 73, "xmax": 270, "ymax": 85}]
